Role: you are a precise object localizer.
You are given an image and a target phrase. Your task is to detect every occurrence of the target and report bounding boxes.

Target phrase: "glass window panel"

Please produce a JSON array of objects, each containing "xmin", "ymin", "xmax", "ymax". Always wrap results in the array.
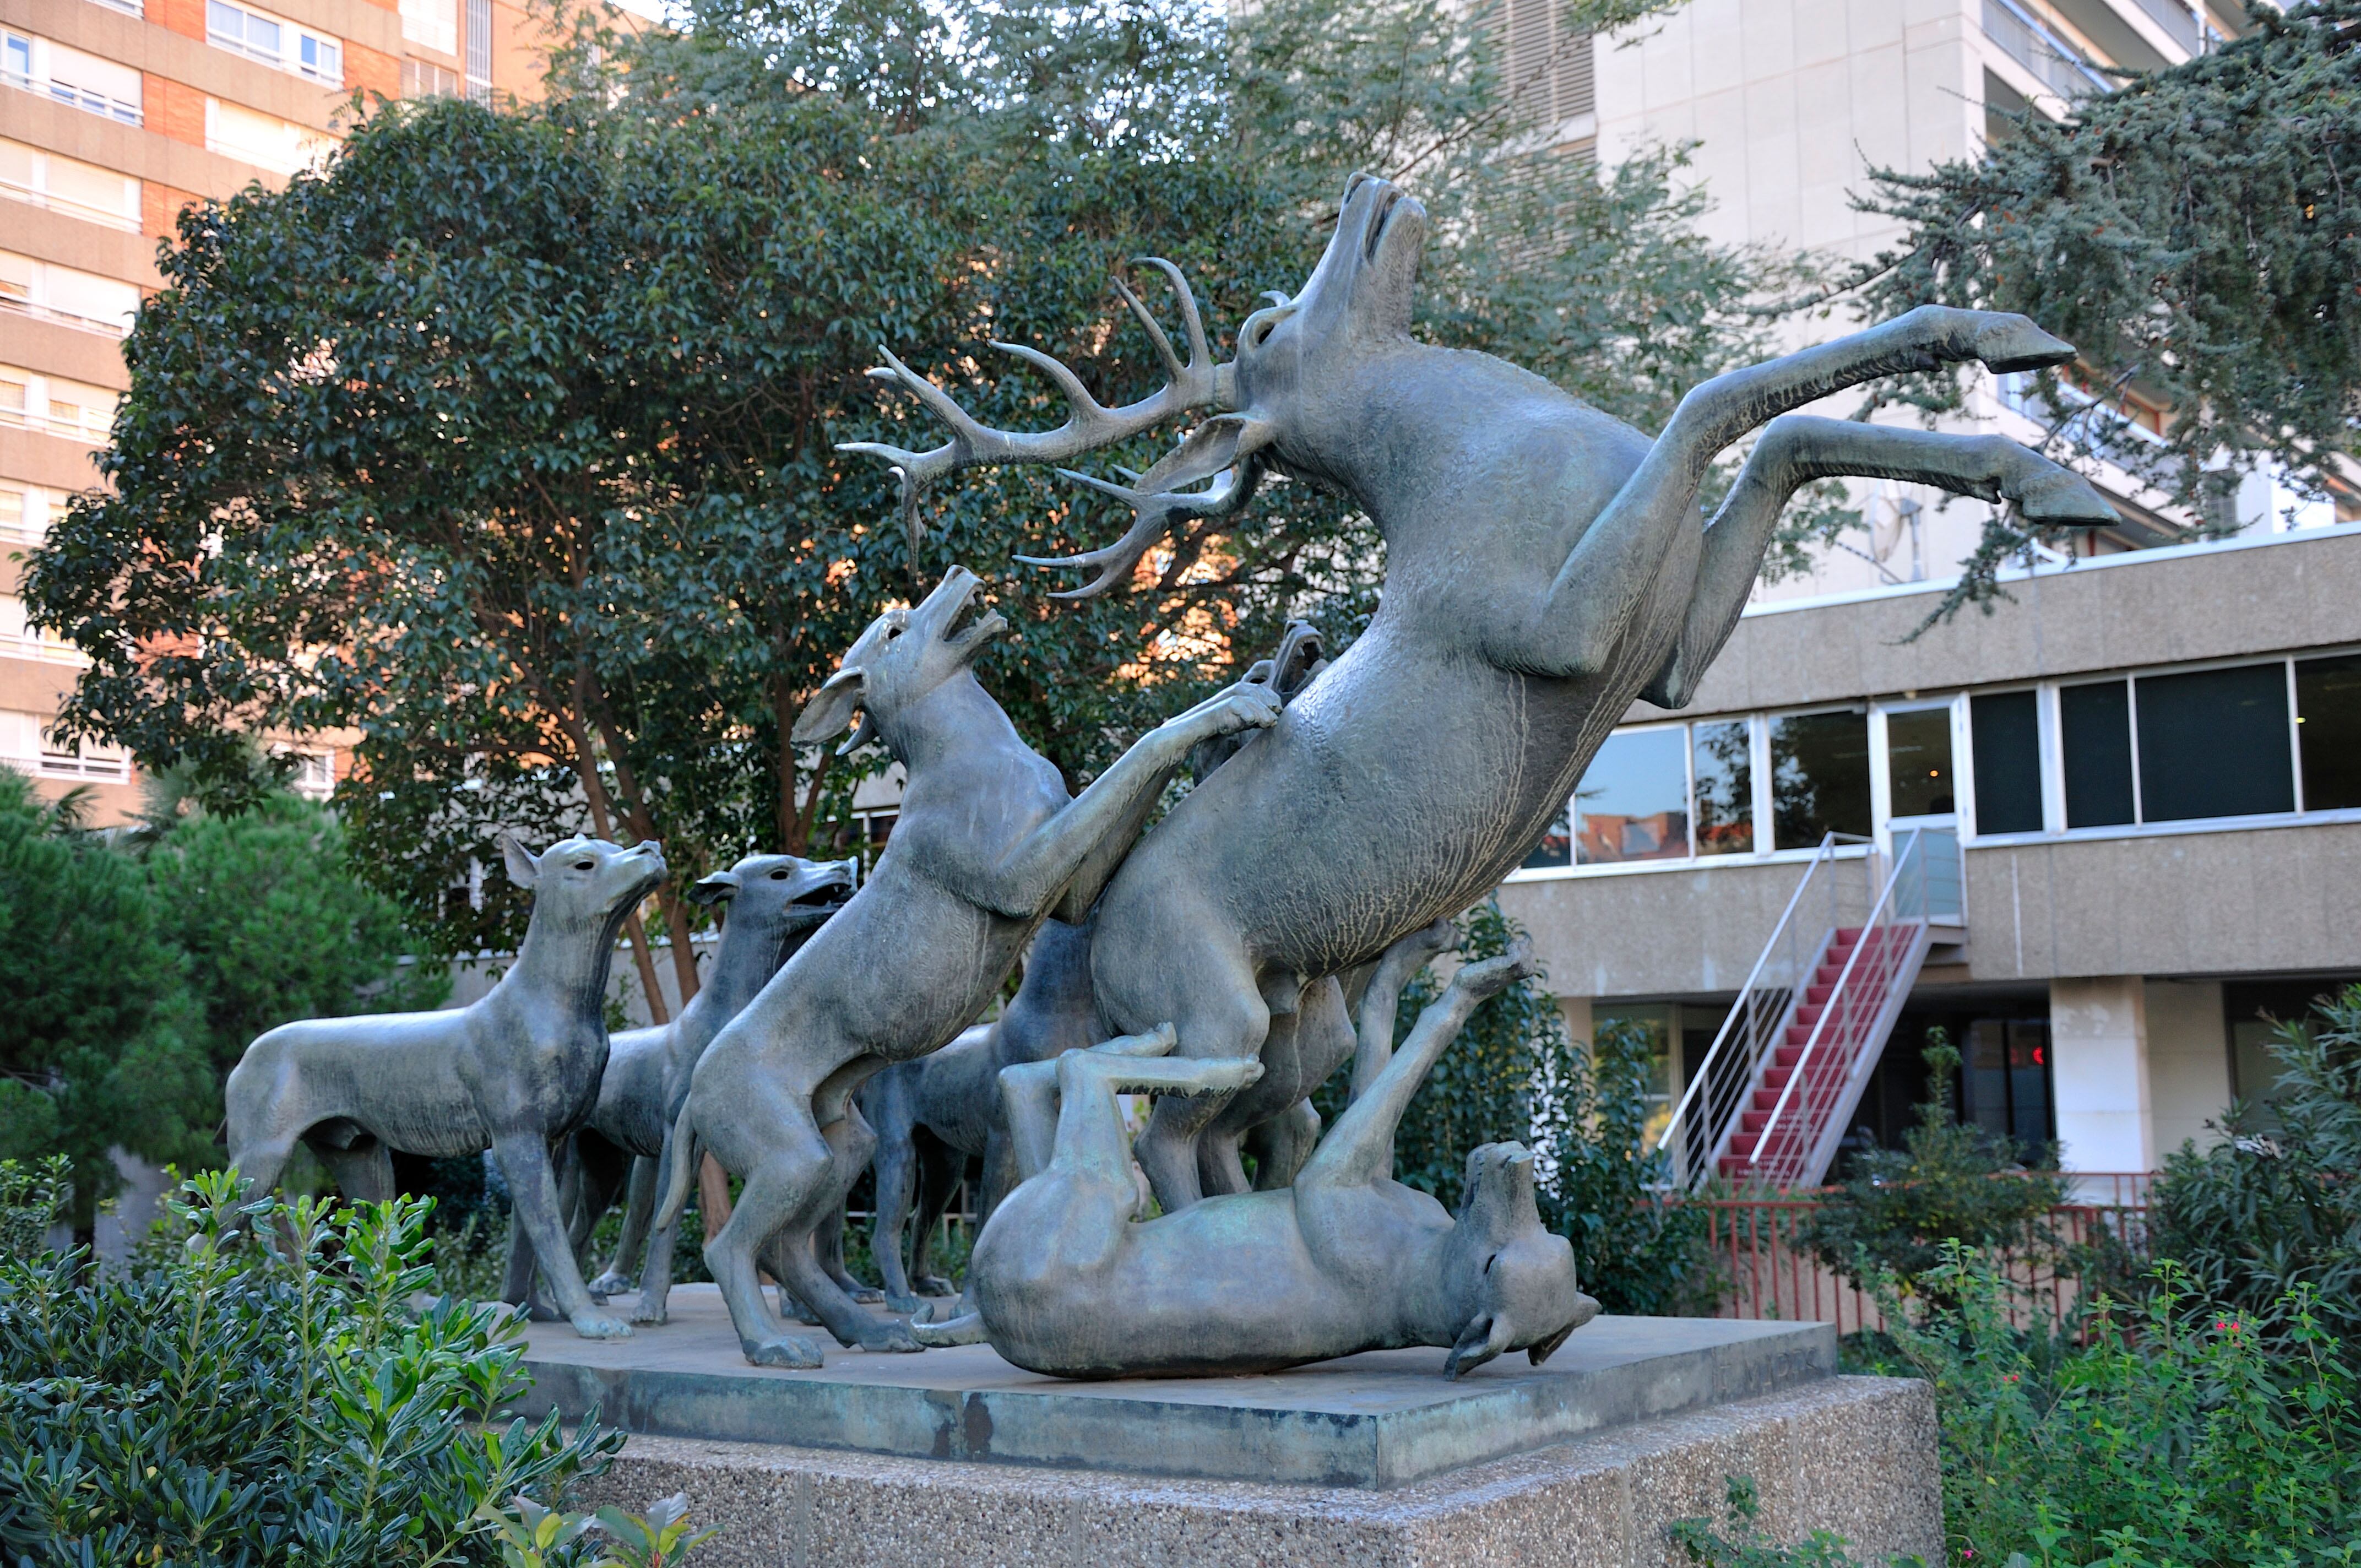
[
  {"xmin": 2296, "ymin": 653, "xmax": 2361, "ymax": 810},
  {"xmin": 1573, "ymin": 728, "xmax": 1689, "ymax": 865},
  {"xmin": 2060, "ymin": 680, "xmax": 2135, "ymax": 827},
  {"xmin": 2135, "ymin": 663, "xmax": 2293, "ymax": 822},
  {"xmin": 1521, "ymin": 801, "xmax": 1570, "ymax": 869},
  {"xmin": 1885, "ymin": 707, "xmax": 1956, "ymax": 818},
  {"xmin": 1969, "ymin": 690, "xmax": 2043, "ymax": 834},
  {"xmin": 1770, "ymin": 709, "xmax": 1870, "ymax": 849},
  {"xmin": 1691, "ymin": 719, "xmax": 1752, "ymax": 856}
]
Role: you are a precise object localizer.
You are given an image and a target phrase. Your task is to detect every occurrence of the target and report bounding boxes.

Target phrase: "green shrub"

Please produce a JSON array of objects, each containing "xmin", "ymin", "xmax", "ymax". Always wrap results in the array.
[
  {"xmin": 1673, "ymin": 1247, "xmax": 2361, "ymax": 1566},
  {"xmin": 2147, "ymin": 981, "xmax": 2361, "ymax": 1350},
  {"xmin": 0, "ymin": 1160, "xmax": 621, "ymax": 1564},
  {"xmin": 1803, "ymin": 1034, "xmax": 2065, "ymax": 1313}
]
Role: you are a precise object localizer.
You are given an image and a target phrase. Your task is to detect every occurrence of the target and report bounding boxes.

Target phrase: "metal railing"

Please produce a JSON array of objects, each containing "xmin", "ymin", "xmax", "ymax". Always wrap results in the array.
[
  {"xmin": 1744, "ymin": 827, "xmax": 1945, "ymax": 1189},
  {"xmin": 1657, "ymin": 831, "xmax": 1877, "ymax": 1191},
  {"xmin": 2130, "ymin": 0, "xmax": 2201, "ymax": 55},
  {"xmin": 1983, "ymin": 0, "xmax": 2111, "ymax": 97}
]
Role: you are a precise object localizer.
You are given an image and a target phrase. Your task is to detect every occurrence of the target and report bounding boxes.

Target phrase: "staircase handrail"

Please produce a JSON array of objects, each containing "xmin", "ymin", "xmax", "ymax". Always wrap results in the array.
[
  {"xmin": 1745, "ymin": 827, "xmax": 1927, "ymax": 1185},
  {"xmin": 1656, "ymin": 830, "xmax": 1868, "ymax": 1169}
]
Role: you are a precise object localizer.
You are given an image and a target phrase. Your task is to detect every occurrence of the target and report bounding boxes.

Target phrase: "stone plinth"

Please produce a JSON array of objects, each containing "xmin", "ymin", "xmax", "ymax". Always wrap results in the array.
[
  {"xmin": 520, "ymin": 1287, "xmax": 1941, "ymax": 1566},
  {"xmin": 518, "ymin": 1286, "xmax": 1834, "ymax": 1488}
]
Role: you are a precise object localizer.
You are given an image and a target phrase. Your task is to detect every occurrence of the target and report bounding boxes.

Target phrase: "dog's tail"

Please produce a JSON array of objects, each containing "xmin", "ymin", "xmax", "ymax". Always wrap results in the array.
[{"xmin": 651, "ymin": 1100, "xmax": 701, "ymax": 1235}]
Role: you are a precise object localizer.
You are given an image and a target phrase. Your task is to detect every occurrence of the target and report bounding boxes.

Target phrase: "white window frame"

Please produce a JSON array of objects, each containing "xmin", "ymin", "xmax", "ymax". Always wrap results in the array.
[
  {"xmin": 3, "ymin": 30, "xmax": 143, "ymax": 124},
  {"xmin": 0, "ymin": 140, "xmax": 142, "ymax": 232},
  {"xmin": 207, "ymin": 0, "xmax": 343, "ymax": 85}
]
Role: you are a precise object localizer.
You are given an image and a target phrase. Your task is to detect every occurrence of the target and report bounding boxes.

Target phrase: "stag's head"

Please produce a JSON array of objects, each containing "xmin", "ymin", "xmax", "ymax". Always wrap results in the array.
[
  {"xmin": 1439, "ymin": 1142, "xmax": 1597, "ymax": 1379},
  {"xmin": 839, "ymin": 174, "xmax": 1426, "ymax": 598},
  {"xmin": 790, "ymin": 566, "xmax": 1008, "ymax": 759}
]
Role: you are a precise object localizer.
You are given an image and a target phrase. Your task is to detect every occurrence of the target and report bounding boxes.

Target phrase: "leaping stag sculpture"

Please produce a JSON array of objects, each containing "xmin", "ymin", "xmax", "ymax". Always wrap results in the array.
[{"xmin": 846, "ymin": 173, "xmax": 2119, "ymax": 1212}]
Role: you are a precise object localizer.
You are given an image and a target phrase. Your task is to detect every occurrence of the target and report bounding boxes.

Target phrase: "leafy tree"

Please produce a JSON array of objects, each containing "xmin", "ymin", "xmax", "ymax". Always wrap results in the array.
[
  {"xmin": 1802, "ymin": 1033, "xmax": 2065, "ymax": 1310},
  {"xmin": 0, "ymin": 771, "xmax": 210, "ymax": 1219},
  {"xmin": 24, "ymin": 0, "xmax": 1815, "ymax": 981},
  {"xmin": 145, "ymin": 793, "xmax": 446, "ymax": 1075},
  {"xmin": 1838, "ymin": 0, "xmax": 2361, "ymax": 619},
  {"xmin": 2147, "ymin": 982, "xmax": 2361, "ymax": 1350}
]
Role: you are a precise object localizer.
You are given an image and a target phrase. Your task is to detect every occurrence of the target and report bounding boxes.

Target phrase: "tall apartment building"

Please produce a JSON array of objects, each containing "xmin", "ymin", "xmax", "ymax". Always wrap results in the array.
[
  {"xmin": 1494, "ymin": 0, "xmax": 2361, "ymax": 1191},
  {"xmin": 2, "ymin": 0, "xmax": 557, "ymax": 821}
]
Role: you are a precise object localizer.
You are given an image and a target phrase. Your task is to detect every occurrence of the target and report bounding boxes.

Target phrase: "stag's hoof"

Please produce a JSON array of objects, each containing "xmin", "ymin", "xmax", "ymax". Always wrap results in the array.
[
  {"xmin": 859, "ymin": 1319, "xmax": 927, "ymax": 1354},
  {"xmin": 628, "ymin": 1294, "xmax": 670, "ymax": 1326},
  {"xmin": 587, "ymin": 1269, "xmax": 633, "ymax": 1298},
  {"xmin": 913, "ymin": 1311, "xmax": 989, "ymax": 1348},
  {"xmin": 1975, "ymin": 314, "xmax": 2075, "ymax": 374},
  {"xmin": 743, "ymin": 1334, "xmax": 826, "ymax": 1369},
  {"xmin": 2015, "ymin": 469, "xmax": 2119, "ymax": 526},
  {"xmin": 571, "ymin": 1311, "xmax": 634, "ymax": 1341}
]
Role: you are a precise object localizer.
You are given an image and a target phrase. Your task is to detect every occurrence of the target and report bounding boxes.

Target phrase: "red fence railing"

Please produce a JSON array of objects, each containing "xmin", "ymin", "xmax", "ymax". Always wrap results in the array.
[{"xmin": 1697, "ymin": 1173, "xmax": 2154, "ymax": 1335}]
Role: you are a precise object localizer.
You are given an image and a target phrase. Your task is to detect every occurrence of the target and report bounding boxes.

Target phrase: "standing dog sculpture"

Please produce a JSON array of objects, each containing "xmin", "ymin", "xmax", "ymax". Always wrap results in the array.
[
  {"xmin": 846, "ymin": 173, "xmax": 2120, "ymax": 1210},
  {"xmin": 560, "ymin": 853, "xmax": 857, "ymax": 1323},
  {"xmin": 920, "ymin": 929, "xmax": 1594, "ymax": 1379},
  {"xmin": 225, "ymin": 833, "xmax": 665, "ymax": 1339},
  {"xmin": 653, "ymin": 565, "xmax": 1282, "ymax": 1366}
]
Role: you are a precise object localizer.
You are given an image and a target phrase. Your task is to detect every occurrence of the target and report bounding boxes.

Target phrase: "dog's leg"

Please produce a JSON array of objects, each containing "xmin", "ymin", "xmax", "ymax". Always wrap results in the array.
[
  {"xmin": 704, "ymin": 1130, "xmax": 831, "ymax": 1368},
  {"xmin": 592, "ymin": 1154, "xmax": 658, "ymax": 1299},
  {"xmin": 1245, "ymin": 1100, "xmax": 1322, "ymax": 1191},
  {"xmin": 908, "ymin": 1133, "xmax": 964, "ymax": 1298},
  {"xmin": 318, "ymin": 1141, "xmax": 395, "ymax": 1203},
  {"xmin": 869, "ymin": 1090, "xmax": 926, "ymax": 1313},
  {"xmin": 493, "ymin": 1132, "xmax": 632, "ymax": 1340},
  {"xmin": 766, "ymin": 1106, "xmax": 920, "ymax": 1354}
]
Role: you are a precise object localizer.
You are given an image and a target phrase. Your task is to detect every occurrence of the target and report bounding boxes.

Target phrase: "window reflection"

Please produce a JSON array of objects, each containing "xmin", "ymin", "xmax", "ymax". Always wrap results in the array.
[
  {"xmin": 1770, "ymin": 709, "xmax": 1871, "ymax": 848},
  {"xmin": 1521, "ymin": 804, "xmax": 1571, "ymax": 869},
  {"xmin": 1574, "ymin": 729, "xmax": 1689, "ymax": 864},
  {"xmin": 1885, "ymin": 708, "xmax": 1955, "ymax": 818},
  {"xmin": 1692, "ymin": 719, "xmax": 1752, "ymax": 856}
]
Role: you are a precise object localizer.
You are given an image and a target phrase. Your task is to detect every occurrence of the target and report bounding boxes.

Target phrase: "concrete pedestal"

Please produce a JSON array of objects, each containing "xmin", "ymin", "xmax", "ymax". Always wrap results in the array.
[{"xmin": 521, "ymin": 1287, "xmax": 1940, "ymax": 1566}]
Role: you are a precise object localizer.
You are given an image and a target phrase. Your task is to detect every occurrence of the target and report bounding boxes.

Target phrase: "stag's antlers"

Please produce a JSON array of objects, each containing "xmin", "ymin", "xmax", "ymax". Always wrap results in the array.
[{"xmin": 838, "ymin": 259, "xmax": 1226, "ymax": 551}]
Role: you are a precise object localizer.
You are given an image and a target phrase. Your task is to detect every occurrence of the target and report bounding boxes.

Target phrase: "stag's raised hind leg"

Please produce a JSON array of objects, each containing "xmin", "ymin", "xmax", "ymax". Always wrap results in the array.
[
  {"xmin": 1644, "ymin": 415, "xmax": 2118, "ymax": 708},
  {"xmin": 1528, "ymin": 306, "xmax": 2082, "ymax": 677}
]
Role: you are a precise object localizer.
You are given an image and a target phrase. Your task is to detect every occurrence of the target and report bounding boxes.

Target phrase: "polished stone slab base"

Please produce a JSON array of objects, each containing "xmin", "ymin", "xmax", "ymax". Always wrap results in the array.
[
  {"xmin": 517, "ymin": 1285, "xmax": 1836, "ymax": 1489},
  {"xmin": 568, "ymin": 1373, "xmax": 1940, "ymax": 1568}
]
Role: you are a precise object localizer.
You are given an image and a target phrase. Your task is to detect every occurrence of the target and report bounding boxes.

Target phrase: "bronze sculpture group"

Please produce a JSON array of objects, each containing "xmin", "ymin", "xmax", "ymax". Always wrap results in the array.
[{"xmin": 223, "ymin": 176, "xmax": 2114, "ymax": 1379}]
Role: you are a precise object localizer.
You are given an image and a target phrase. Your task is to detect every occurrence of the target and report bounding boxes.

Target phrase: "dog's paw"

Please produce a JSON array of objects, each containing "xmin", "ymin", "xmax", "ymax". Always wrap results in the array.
[
  {"xmin": 570, "ymin": 1311, "xmax": 634, "ymax": 1341},
  {"xmin": 743, "ymin": 1334, "xmax": 826, "ymax": 1369},
  {"xmin": 860, "ymin": 1319, "xmax": 927, "ymax": 1354}
]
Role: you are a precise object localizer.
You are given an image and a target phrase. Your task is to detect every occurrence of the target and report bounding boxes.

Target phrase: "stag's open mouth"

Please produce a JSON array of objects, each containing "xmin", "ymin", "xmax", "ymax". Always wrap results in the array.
[
  {"xmin": 941, "ymin": 579, "xmax": 1009, "ymax": 648},
  {"xmin": 1366, "ymin": 186, "xmax": 1406, "ymax": 262}
]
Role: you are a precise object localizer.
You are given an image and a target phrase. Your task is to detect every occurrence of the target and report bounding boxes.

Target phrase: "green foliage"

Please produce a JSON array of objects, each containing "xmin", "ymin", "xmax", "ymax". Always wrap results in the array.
[
  {"xmin": 0, "ymin": 1164, "xmax": 621, "ymax": 1564},
  {"xmin": 2147, "ymin": 983, "xmax": 2361, "ymax": 1350},
  {"xmin": 477, "ymin": 1491, "xmax": 715, "ymax": 1568},
  {"xmin": 146, "ymin": 791, "xmax": 447, "ymax": 1073},
  {"xmin": 1671, "ymin": 1249, "xmax": 2361, "ymax": 1567},
  {"xmin": 1315, "ymin": 902, "xmax": 1714, "ymax": 1316},
  {"xmin": 24, "ymin": 0, "xmax": 1811, "ymax": 966},
  {"xmin": 1846, "ymin": 1, "xmax": 2361, "ymax": 622},
  {"xmin": 0, "ymin": 768, "xmax": 211, "ymax": 1219},
  {"xmin": 1670, "ymin": 1474, "xmax": 1896, "ymax": 1567},
  {"xmin": 1803, "ymin": 1034, "xmax": 2065, "ymax": 1309}
]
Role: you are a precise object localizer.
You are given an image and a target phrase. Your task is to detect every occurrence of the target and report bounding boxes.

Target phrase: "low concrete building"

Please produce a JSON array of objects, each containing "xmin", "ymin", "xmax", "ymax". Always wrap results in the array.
[{"xmin": 1497, "ymin": 523, "xmax": 2361, "ymax": 1187}]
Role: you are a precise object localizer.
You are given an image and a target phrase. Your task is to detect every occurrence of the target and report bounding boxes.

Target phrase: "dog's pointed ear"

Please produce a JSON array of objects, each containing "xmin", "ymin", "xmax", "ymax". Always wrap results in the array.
[
  {"xmin": 497, "ymin": 831, "xmax": 540, "ymax": 889},
  {"xmin": 687, "ymin": 870, "xmax": 742, "ymax": 907},
  {"xmin": 791, "ymin": 666, "xmax": 867, "ymax": 747},
  {"xmin": 1443, "ymin": 1311, "xmax": 1513, "ymax": 1380}
]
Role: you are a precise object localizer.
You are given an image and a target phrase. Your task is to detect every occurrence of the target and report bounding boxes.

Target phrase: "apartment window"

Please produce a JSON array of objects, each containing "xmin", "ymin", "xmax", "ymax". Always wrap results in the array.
[
  {"xmin": 0, "ymin": 366, "xmax": 118, "ymax": 442},
  {"xmin": 1969, "ymin": 690, "xmax": 2043, "ymax": 834},
  {"xmin": 1885, "ymin": 708, "xmax": 1956, "ymax": 818},
  {"xmin": 281, "ymin": 748, "xmax": 333, "ymax": 798},
  {"xmin": 400, "ymin": 0, "xmax": 458, "ymax": 55},
  {"xmin": 209, "ymin": 0, "xmax": 341, "ymax": 83},
  {"xmin": 2136, "ymin": 664, "xmax": 2294, "ymax": 822},
  {"xmin": 1495, "ymin": 0, "xmax": 1593, "ymax": 133},
  {"xmin": 464, "ymin": 0, "xmax": 492, "ymax": 102},
  {"xmin": 2060, "ymin": 679, "xmax": 2136, "ymax": 827},
  {"xmin": 3, "ymin": 31, "xmax": 143, "ymax": 124},
  {"xmin": 207, "ymin": 98, "xmax": 334, "ymax": 175},
  {"xmin": 40, "ymin": 730, "xmax": 127, "ymax": 778},
  {"xmin": 0, "ymin": 484, "xmax": 64, "ymax": 543},
  {"xmin": 402, "ymin": 58, "xmax": 460, "ymax": 97},
  {"xmin": 1770, "ymin": 709, "xmax": 1871, "ymax": 849},
  {"xmin": 1963, "ymin": 1018, "xmax": 2053, "ymax": 1151},
  {"xmin": 1574, "ymin": 727, "xmax": 1687, "ymax": 865},
  {"xmin": 0, "ymin": 139, "xmax": 140, "ymax": 231},
  {"xmin": 0, "ymin": 595, "xmax": 84, "ymax": 664},
  {"xmin": 2296, "ymin": 654, "xmax": 2361, "ymax": 811},
  {"xmin": 1691, "ymin": 719, "xmax": 1752, "ymax": 856},
  {"xmin": 0, "ymin": 251, "xmax": 141, "ymax": 335}
]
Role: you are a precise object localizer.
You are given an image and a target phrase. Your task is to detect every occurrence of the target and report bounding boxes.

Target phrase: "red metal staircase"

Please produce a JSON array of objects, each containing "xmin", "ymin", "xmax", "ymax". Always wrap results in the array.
[{"xmin": 1658, "ymin": 828, "xmax": 1963, "ymax": 1193}]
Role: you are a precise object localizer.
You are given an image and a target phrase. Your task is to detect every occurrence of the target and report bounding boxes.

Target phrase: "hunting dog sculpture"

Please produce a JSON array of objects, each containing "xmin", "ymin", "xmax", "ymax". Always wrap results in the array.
[
  {"xmin": 847, "ymin": 173, "xmax": 2119, "ymax": 1209},
  {"xmin": 558, "ymin": 853, "xmax": 857, "ymax": 1323},
  {"xmin": 861, "ymin": 621, "xmax": 1328, "ymax": 1310},
  {"xmin": 224, "ymin": 833, "xmax": 665, "ymax": 1339},
  {"xmin": 653, "ymin": 566, "xmax": 1281, "ymax": 1366},
  {"xmin": 918, "ymin": 929, "xmax": 1594, "ymax": 1378}
]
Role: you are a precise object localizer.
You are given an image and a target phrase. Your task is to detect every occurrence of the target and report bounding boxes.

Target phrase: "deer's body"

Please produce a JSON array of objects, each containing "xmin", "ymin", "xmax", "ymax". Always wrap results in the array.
[{"xmin": 850, "ymin": 173, "xmax": 2118, "ymax": 1209}]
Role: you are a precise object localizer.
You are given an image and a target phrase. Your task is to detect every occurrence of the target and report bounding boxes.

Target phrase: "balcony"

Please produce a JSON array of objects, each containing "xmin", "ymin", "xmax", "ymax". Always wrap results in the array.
[{"xmin": 1983, "ymin": 0, "xmax": 2111, "ymax": 97}]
